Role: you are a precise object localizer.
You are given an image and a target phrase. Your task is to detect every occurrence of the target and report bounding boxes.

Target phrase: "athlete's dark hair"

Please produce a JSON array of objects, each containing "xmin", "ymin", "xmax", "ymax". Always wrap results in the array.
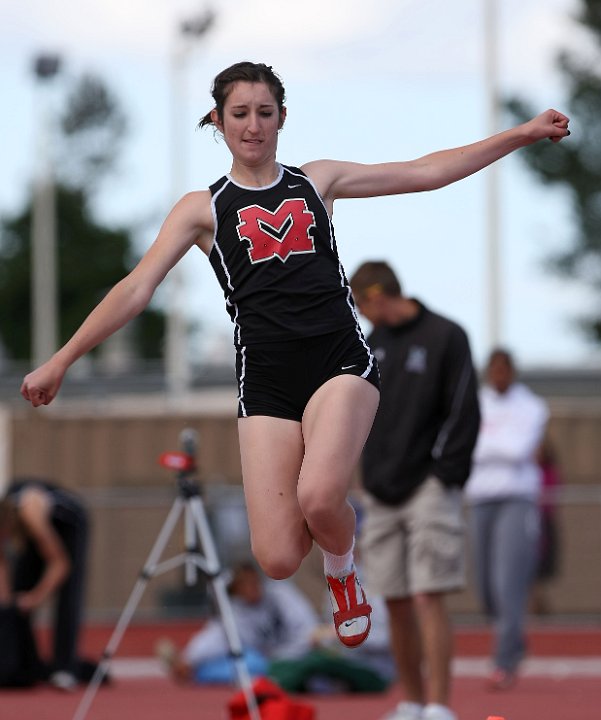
[
  {"xmin": 349, "ymin": 261, "xmax": 403, "ymax": 299},
  {"xmin": 198, "ymin": 61, "xmax": 286, "ymax": 129}
]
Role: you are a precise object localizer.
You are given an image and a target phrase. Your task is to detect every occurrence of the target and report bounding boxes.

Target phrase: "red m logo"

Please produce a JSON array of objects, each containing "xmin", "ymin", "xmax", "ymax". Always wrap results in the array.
[{"xmin": 237, "ymin": 199, "xmax": 316, "ymax": 263}]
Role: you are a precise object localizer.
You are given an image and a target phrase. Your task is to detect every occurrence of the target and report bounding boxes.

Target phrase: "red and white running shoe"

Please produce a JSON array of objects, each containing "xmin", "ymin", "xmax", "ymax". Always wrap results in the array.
[{"xmin": 326, "ymin": 567, "xmax": 372, "ymax": 648}]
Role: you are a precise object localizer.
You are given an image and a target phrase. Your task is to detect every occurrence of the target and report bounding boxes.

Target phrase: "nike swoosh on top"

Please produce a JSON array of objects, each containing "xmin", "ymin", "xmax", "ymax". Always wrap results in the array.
[
  {"xmin": 341, "ymin": 364, "xmax": 357, "ymax": 370},
  {"xmin": 288, "ymin": 183, "xmax": 302, "ymax": 188}
]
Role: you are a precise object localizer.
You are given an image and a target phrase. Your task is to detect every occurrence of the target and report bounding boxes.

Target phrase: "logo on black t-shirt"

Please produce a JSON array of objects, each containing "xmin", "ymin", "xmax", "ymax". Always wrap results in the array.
[
  {"xmin": 237, "ymin": 199, "xmax": 316, "ymax": 264},
  {"xmin": 405, "ymin": 345, "xmax": 428, "ymax": 373}
]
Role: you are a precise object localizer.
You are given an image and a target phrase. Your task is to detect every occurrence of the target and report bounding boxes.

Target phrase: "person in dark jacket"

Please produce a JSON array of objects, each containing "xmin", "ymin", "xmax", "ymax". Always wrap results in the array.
[{"xmin": 350, "ymin": 261, "xmax": 480, "ymax": 720}]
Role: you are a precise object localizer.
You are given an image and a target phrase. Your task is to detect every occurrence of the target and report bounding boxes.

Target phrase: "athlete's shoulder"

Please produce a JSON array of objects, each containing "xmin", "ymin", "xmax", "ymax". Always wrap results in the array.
[
  {"xmin": 171, "ymin": 191, "xmax": 214, "ymax": 245},
  {"xmin": 176, "ymin": 189, "xmax": 212, "ymax": 214},
  {"xmin": 299, "ymin": 159, "xmax": 348, "ymax": 203}
]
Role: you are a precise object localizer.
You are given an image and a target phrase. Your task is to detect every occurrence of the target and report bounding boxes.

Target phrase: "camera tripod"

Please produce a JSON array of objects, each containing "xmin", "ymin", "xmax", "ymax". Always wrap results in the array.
[{"xmin": 73, "ymin": 428, "xmax": 260, "ymax": 720}]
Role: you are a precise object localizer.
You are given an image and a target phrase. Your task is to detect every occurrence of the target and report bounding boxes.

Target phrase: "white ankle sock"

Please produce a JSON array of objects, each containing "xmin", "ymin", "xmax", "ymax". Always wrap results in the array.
[{"xmin": 322, "ymin": 537, "xmax": 355, "ymax": 578}]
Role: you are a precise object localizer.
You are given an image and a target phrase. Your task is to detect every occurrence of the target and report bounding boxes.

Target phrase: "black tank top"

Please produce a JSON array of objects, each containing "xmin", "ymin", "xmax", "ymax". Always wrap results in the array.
[{"xmin": 208, "ymin": 164, "xmax": 358, "ymax": 346}]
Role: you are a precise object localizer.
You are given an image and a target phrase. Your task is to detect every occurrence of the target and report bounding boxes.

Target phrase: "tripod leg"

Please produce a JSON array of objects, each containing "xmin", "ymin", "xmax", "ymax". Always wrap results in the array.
[
  {"xmin": 184, "ymin": 499, "xmax": 200, "ymax": 586},
  {"xmin": 72, "ymin": 497, "xmax": 187, "ymax": 720},
  {"xmin": 187, "ymin": 496, "xmax": 261, "ymax": 720}
]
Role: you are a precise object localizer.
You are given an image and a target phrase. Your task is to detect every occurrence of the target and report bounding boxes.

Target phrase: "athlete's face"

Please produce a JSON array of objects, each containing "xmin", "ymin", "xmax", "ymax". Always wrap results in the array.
[{"xmin": 213, "ymin": 81, "xmax": 285, "ymax": 167}]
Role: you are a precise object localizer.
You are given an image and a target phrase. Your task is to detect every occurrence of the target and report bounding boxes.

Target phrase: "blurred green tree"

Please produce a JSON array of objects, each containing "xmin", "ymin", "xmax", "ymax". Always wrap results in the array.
[
  {"xmin": 506, "ymin": 0, "xmax": 601, "ymax": 343},
  {"xmin": 0, "ymin": 73, "xmax": 165, "ymax": 362}
]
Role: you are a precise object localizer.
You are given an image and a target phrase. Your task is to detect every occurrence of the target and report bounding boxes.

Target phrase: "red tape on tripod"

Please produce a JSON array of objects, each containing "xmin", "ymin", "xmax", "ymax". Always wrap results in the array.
[{"xmin": 158, "ymin": 451, "xmax": 195, "ymax": 472}]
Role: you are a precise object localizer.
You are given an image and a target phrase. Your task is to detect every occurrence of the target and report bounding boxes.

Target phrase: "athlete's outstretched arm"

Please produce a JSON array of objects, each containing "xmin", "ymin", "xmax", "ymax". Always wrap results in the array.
[
  {"xmin": 21, "ymin": 191, "xmax": 213, "ymax": 407},
  {"xmin": 304, "ymin": 109, "xmax": 570, "ymax": 204}
]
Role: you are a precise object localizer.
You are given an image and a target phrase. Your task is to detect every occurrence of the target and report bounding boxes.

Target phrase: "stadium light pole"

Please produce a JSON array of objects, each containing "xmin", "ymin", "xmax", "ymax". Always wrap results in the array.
[
  {"xmin": 165, "ymin": 9, "xmax": 215, "ymax": 401},
  {"xmin": 31, "ymin": 53, "xmax": 61, "ymax": 368},
  {"xmin": 484, "ymin": 0, "xmax": 501, "ymax": 349}
]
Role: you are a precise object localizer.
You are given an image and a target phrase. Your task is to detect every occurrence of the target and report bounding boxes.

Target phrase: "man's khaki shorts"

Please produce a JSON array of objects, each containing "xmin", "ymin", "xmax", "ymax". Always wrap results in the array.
[{"xmin": 358, "ymin": 476, "xmax": 465, "ymax": 599}]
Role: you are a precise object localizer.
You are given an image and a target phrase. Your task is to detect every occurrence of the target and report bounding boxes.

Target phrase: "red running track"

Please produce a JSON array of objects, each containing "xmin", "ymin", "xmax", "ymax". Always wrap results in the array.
[
  {"xmin": 36, "ymin": 619, "xmax": 601, "ymax": 658},
  {"xmin": 2, "ymin": 622, "xmax": 600, "ymax": 720},
  {"xmin": 2, "ymin": 675, "xmax": 601, "ymax": 720}
]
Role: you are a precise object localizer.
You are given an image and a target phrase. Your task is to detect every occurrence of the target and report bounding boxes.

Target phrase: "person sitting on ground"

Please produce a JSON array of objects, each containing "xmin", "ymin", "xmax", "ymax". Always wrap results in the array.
[
  {"xmin": 158, "ymin": 561, "xmax": 319, "ymax": 684},
  {"xmin": 159, "ymin": 560, "xmax": 393, "ymax": 693}
]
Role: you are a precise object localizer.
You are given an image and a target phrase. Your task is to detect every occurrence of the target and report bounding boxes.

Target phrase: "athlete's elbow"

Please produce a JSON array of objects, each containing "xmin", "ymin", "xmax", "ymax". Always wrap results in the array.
[
  {"xmin": 115, "ymin": 277, "xmax": 156, "ymax": 317},
  {"xmin": 131, "ymin": 286, "xmax": 155, "ymax": 315}
]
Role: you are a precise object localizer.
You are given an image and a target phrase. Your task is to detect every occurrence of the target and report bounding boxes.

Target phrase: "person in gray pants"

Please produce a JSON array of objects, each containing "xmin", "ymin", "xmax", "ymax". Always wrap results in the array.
[{"xmin": 465, "ymin": 348, "xmax": 549, "ymax": 690}]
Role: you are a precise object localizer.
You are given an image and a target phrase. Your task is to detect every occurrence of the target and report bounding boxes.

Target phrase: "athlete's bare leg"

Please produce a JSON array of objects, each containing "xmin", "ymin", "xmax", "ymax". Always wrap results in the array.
[
  {"xmin": 238, "ymin": 415, "xmax": 311, "ymax": 579},
  {"xmin": 299, "ymin": 374, "xmax": 379, "ymax": 647},
  {"xmin": 238, "ymin": 375, "xmax": 379, "ymax": 580},
  {"xmin": 298, "ymin": 374, "xmax": 380, "ymax": 555}
]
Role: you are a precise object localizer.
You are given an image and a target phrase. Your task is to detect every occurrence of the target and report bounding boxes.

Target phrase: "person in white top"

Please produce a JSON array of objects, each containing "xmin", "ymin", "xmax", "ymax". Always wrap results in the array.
[{"xmin": 464, "ymin": 348, "xmax": 549, "ymax": 690}]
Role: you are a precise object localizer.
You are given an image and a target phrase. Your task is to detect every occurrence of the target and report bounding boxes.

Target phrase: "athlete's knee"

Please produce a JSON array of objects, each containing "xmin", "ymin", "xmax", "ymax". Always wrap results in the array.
[
  {"xmin": 297, "ymin": 481, "xmax": 348, "ymax": 528},
  {"xmin": 252, "ymin": 549, "xmax": 302, "ymax": 580},
  {"xmin": 250, "ymin": 536, "xmax": 309, "ymax": 580}
]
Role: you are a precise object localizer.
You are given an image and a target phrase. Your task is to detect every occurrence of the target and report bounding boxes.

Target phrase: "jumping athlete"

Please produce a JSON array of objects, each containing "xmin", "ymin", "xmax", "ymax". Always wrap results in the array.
[{"xmin": 20, "ymin": 62, "xmax": 570, "ymax": 649}]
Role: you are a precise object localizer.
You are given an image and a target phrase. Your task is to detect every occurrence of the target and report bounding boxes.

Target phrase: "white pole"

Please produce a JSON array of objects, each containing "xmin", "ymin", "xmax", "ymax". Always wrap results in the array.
[
  {"xmin": 31, "ymin": 57, "xmax": 60, "ymax": 367},
  {"xmin": 165, "ymin": 42, "xmax": 191, "ymax": 400},
  {"xmin": 165, "ymin": 11, "xmax": 215, "ymax": 401},
  {"xmin": 484, "ymin": 0, "xmax": 501, "ymax": 349}
]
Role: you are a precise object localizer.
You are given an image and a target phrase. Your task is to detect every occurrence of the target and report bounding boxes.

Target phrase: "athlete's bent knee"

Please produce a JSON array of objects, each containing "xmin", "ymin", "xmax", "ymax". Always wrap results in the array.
[
  {"xmin": 251, "ymin": 543, "xmax": 305, "ymax": 580},
  {"xmin": 297, "ymin": 483, "xmax": 346, "ymax": 529},
  {"xmin": 254, "ymin": 554, "xmax": 302, "ymax": 581}
]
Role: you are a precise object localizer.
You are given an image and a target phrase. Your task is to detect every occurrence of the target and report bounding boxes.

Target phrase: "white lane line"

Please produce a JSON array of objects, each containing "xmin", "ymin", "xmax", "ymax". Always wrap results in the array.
[{"xmin": 108, "ymin": 657, "xmax": 601, "ymax": 680}]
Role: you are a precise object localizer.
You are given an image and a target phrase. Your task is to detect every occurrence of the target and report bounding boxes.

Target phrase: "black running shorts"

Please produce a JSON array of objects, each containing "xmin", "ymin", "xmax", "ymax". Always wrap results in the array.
[{"xmin": 236, "ymin": 326, "xmax": 380, "ymax": 421}]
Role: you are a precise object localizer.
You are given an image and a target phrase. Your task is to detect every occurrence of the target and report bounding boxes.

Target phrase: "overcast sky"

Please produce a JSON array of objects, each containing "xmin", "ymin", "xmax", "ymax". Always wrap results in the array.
[{"xmin": 2, "ymin": 0, "xmax": 598, "ymax": 371}]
